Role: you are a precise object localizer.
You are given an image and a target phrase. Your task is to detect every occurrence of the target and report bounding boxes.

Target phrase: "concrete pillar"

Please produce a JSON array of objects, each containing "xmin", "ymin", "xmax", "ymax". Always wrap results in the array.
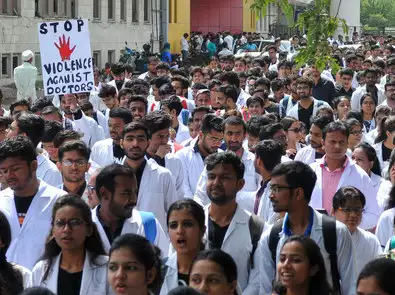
[{"xmin": 330, "ymin": 0, "xmax": 360, "ymax": 37}]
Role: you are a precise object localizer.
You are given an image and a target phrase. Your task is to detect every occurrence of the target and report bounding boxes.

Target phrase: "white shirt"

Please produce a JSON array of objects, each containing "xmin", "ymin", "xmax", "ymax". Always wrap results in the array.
[
  {"xmin": 175, "ymin": 122, "xmax": 191, "ymax": 144},
  {"xmin": 92, "ymin": 207, "xmax": 169, "ymax": 255},
  {"xmin": 376, "ymin": 207, "xmax": 395, "ymax": 248},
  {"xmin": 287, "ymin": 98, "xmax": 331, "ymax": 119},
  {"xmin": 257, "ymin": 209, "xmax": 356, "ymax": 295},
  {"xmin": 90, "ymin": 138, "xmax": 123, "ymax": 167},
  {"xmin": 37, "ymin": 153, "xmax": 63, "ymax": 188},
  {"xmin": 14, "ymin": 62, "xmax": 37, "ymax": 102},
  {"xmin": 31, "ymin": 252, "xmax": 111, "ymax": 295},
  {"xmin": 181, "ymin": 37, "xmax": 189, "ymax": 51},
  {"xmin": 224, "ymin": 35, "xmax": 234, "ymax": 51},
  {"xmin": 0, "ymin": 181, "xmax": 66, "ymax": 270},
  {"xmin": 351, "ymin": 85, "xmax": 386, "ymax": 111},
  {"xmin": 351, "ymin": 227, "xmax": 382, "ymax": 275},
  {"xmin": 294, "ymin": 145, "xmax": 321, "ymax": 165}
]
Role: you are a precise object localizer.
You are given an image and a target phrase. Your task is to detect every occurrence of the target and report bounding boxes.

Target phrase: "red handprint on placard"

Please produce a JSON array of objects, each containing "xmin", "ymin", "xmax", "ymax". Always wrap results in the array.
[{"xmin": 54, "ymin": 34, "xmax": 76, "ymax": 61}]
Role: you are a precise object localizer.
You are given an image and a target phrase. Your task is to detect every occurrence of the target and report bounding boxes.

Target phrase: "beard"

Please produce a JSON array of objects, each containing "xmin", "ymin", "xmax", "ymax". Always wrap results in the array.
[
  {"xmin": 207, "ymin": 191, "xmax": 231, "ymax": 206},
  {"xmin": 227, "ymin": 142, "xmax": 243, "ymax": 152},
  {"xmin": 125, "ymin": 148, "xmax": 145, "ymax": 161}
]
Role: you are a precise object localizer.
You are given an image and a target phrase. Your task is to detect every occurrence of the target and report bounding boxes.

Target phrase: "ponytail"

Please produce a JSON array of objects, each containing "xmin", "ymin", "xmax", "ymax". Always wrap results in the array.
[{"xmin": 375, "ymin": 116, "xmax": 388, "ymax": 144}]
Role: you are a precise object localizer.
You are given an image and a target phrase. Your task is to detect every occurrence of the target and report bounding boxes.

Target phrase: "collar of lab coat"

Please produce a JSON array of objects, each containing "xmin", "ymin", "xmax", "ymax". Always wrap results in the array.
[
  {"xmin": 203, "ymin": 204, "xmax": 249, "ymax": 246},
  {"xmin": 41, "ymin": 251, "xmax": 108, "ymax": 294}
]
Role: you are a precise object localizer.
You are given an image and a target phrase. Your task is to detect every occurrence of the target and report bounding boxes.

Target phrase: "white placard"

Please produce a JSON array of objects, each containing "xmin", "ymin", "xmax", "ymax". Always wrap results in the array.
[{"xmin": 38, "ymin": 19, "xmax": 95, "ymax": 96}]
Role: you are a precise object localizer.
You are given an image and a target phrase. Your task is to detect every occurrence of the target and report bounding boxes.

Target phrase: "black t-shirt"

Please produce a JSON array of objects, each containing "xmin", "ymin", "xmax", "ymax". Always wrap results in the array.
[
  {"xmin": 14, "ymin": 195, "xmax": 35, "ymax": 226},
  {"xmin": 97, "ymin": 205, "xmax": 124, "ymax": 244},
  {"xmin": 315, "ymin": 151, "xmax": 325, "ymax": 160},
  {"xmin": 178, "ymin": 272, "xmax": 189, "ymax": 286},
  {"xmin": 57, "ymin": 267, "xmax": 83, "ymax": 295},
  {"xmin": 298, "ymin": 102, "xmax": 314, "ymax": 130},
  {"xmin": 113, "ymin": 142, "xmax": 124, "ymax": 163},
  {"xmin": 135, "ymin": 160, "xmax": 147, "ymax": 191},
  {"xmin": 208, "ymin": 218, "xmax": 229, "ymax": 249},
  {"xmin": 146, "ymin": 153, "xmax": 166, "ymax": 167},
  {"xmin": 382, "ymin": 144, "xmax": 392, "ymax": 162}
]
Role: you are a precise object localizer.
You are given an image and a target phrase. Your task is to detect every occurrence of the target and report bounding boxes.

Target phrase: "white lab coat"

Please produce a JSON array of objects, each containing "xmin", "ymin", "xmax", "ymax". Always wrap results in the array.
[
  {"xmin": 351, "ymin": 227, "xmax": 382, "ymax": 275},
  {"xmin": 373, "ymin": 141, "xmax": 390, "ymax": 172},
  {"xmin": 237, "ymin": 88, "xmax": 250, "ymax": 109},
  {"xmin": 257, "ymin": 209, "xmax": 356, "ymax": 295},
  {"xmin": 90, "ymin": 138, "xmax": 123, "ymax": 167},
  {"xmin": 287, "ymin": 98, "xmax": 331, "ymax": 120},
  {"xmin": 376, "ymin": 207, "xmax": 395, "ymax": 248},
  {"xmin": 371, "ymin": 172, "xmax": 392, "ymax": 211},
  {"xmin": 194, "ymin": 149, "xmax": 260, "ymax": 206},
  {"xmin": 14, "ymin": 62, "xmax": 37, "ymax": 102},
  {"xmin": 95, "ymin": 110, "xmax": 109, "ymax": 138},
  {"xmin": 122, "ymin": 158, "xmax": 178, "ymax": 231},
  {"xmin": 175, "ymin": 122, "xmax": 191, "ymax": 144},
  {"xmin": 150, "ymin": 154, "xmax": 184, "ymax": 200},
  {"xmin": 92, "ymin": 207, "xmax": 169, "ymax": 255},
  {"xmin": 175, "ymin": 143, "xmax": 205, "ymax": 198},
  {"xmin": 12, "ymin": 263, "xmax": 32, "ymax": 289},
  {"xmin": 294, "ymin": 145, "xmax": 320, "ymax": 165},
  {"xmin": 31, "ymin": 252, "xmax": 111, "ymax": 295},
  {"xmin": 89, "ymin": 90, "xmax": 107, "ymax": 111},
  {"xmin": 107, "ymin": 78, "xmax": 131, "ymax": 94},
  {"xmin": 0, "ymin": 181, "xmax": 66, "ymax": 270},
  {"xmin": 160, "ymin": 252, "xmax": 179, "ymax": 295},
  {"xmin": 72, "ymin": 112, "xmax": 105, "ymax": 148},
  {"xmin": 351, "ymin": 85, "xmax": 386, "ymax": 111},
  {"xmin": 310, "ymin": 158, "xmax": 381, "ymax": 230},
  {"xmin": 37, "ymin": 153, "xmax": 63, "ymax": 188},
  {"xmin": 204, "ymin": 205, "xmax": 267, "ymax": 295}
]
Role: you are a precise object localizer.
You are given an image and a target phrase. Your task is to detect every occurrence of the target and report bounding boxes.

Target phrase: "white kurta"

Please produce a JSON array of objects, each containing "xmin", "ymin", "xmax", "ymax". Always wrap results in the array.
[{"xmin": 14, "ymin": 62, "xmax": 37, "ymax": 102}]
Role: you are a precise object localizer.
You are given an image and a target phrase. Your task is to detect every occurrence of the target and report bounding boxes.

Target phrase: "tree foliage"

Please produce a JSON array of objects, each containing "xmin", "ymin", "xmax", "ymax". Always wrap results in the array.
[
  {"xmin": 361, "ymin": 0, "xmax": 395, "ymax": 29},
  {"xmin": 248, "ymin": 0, "xmax": 348, "ymax": 72}
]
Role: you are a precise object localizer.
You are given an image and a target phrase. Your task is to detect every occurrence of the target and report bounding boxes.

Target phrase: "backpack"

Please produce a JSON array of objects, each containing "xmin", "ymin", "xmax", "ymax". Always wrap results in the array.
[
  {"xmin": 248, "ymin": 214, "xmax": 265, "ymax": 269},
  {"xmin": 268, "ymin": 214, "xmax": 341, "ymax": 294},
  {"xmin": 139, "ymin": 211, "xmax": 157, "ymax": 244}
]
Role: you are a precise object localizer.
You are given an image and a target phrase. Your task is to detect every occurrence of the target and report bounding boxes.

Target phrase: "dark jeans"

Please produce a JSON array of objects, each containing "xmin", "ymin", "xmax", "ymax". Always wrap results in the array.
[{"xmin": 181, "ymin": 50, "xmax": 188, "ymax": 61}]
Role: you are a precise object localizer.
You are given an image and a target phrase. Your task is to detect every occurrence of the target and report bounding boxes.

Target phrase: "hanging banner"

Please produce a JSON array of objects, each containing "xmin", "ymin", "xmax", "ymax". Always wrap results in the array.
[{"xmin": 38, "ymin": 19, "xmax": 94, "ymax": 96}]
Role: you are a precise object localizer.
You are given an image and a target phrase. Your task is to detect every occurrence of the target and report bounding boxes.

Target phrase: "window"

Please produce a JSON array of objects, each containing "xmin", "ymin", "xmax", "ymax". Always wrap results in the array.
[
  {"xmin": 12, "ymin": 55, "xmax": 18, "ymax": 71},
  {"xmin": 63, "ymin": 0, "xmax": 67, "ymax": 16},
  {"xmin": 174, "ymin": 0, "xmax": 177, "ymax": 23},
  {"xmin": 1, "ymin": 0, "xmax": 21, "ymax": 15},
  {"xmin": 143, "ymin": 0, "xmax": 149, "ymax": 22},
  {"xmin": 34, "ymin": 53, "xmax": 42, "ymax": 75},
  {"xmin": 93, "ymin": 51, "xmax": 101, "ymax": 68},
  {"xmin": 93, "ymin": 0, "xmax": 100, "ymax": 19},
  {"xmin": 108, "ymin": 50, "xmax": 115, "ymax": 64},
  {"xmin": 120, "ymin": 0, "xmax": 126, "ymax": 21},
  {"xmin": 53, "ymin": 0, "xmax": 58, "ymax": 15},
  {"xmin": 71, "ymin": 0, "xmax": 76, "ymax": 18},
  {"xmin": 108, "ymin": 0, "xmax": 114, "ymax": 20},
  {"xmin": 132, "ymin": 0, "xmax": 138, "ymax": 23},
  {"xmin": 1, "ymin": 54, "xmax": 10, "ymax": 77},
  {"xmin": 169, "ymin": 0, "xmax": 172, "ymax": 23}
]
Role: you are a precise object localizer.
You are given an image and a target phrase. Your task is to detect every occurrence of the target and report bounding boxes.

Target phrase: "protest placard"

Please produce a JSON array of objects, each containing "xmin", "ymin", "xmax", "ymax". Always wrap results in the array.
[{"xmin": 38, "ymin": 19, "xmax": 95, "ymax": 96}]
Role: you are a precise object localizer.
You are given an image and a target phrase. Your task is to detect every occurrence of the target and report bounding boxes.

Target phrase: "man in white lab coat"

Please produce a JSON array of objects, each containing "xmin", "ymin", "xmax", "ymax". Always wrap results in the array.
[
  {"xmin": 175, "ymin": 114, "xmax": 224, "ymax": 198},
  {"xmin": 92, "ymin": 164, "xmax": 168, "ymax": 255},
  {"xmin": 194, "ymin": 116, "xmax": 260, "ymax": 206},
  {"xmin": 309, "ymin": 121, "xmax": 381, "ymax": 230},
  {"xmin": 294, "ymin": 115, "xmax": 333, "ymax": 165},
  {"xmin": 0, "ymin": 136, "xmax": 66, "ymax": 270},
  {"xmin": 90, "ymin": 107, "xmax": 133, "ymax": 167},
  {"xmin": 203, "ymin": 151, "xmax": 266, "ymax": 295},
  {"xmin": 141, "ymin": 110, "xmax": 184, "ymax": 199},
  {"xmin": 120, "ymin": 121, "xmax": 178, "ymax": 230},
  {"xmin": 6, "ymin": 113, "xmax": 62, "ymax": 188},
  {"xmin": 257, "ymin": 161, "xmax": 356, "ymax": 295},
  {"xmin": 14, "ymin": 50, "xmax": 37, "ymax": 102},
  {"xmin": 59, "ymin": 94, "xmax": 105, "ymax": 148},
  {"xmin": 160, "ymin": 96, "xmax": 191, "ymax": 144},
  {"xmin": 107, "ymin": 63, "xmax": 131, "ymax": 94}
]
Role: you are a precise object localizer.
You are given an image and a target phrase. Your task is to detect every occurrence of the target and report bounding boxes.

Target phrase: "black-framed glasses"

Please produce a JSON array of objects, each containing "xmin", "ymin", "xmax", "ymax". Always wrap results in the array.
[
  {"xmin": 54, "ymin": 218, "xmax": 85, "ymax": 230},
  {"xmin": 269, "ymin": 184, "xmax": 294, "ymax": 194},
  {"xmin": 338, "ymin": 207, "xmax": 365, "ymax": 214}
]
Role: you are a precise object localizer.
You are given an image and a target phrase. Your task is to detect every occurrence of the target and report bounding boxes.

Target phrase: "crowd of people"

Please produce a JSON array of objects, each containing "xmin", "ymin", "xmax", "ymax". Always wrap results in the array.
[{"xmin": 3, "ymin": 32, "xmax": 395, "ymax": 295}]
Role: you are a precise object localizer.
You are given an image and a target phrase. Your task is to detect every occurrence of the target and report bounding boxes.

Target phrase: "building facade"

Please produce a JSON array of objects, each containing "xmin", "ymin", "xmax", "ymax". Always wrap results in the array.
[{"xmin": 0, "ymin": 0, "xmax": 161, "ymax": 86}]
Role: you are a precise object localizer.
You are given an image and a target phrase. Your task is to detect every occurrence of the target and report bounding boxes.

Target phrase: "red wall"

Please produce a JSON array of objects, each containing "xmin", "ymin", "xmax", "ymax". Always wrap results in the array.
[{"xmin": 191, "ymin": 0, "xmax": 243, "ymax": 34}]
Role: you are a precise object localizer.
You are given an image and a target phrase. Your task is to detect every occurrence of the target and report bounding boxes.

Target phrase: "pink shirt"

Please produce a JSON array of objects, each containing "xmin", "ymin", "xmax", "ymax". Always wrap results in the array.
[{"xmin": 320, "ymin": 156, "xmax": 348, "ymax": 214}]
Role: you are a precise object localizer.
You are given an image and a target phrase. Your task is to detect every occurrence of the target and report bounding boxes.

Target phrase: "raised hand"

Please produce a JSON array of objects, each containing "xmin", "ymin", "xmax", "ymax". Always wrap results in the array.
[{"xmin": 54, "ymin": 34, "xmax": 76, "ymax": 61}]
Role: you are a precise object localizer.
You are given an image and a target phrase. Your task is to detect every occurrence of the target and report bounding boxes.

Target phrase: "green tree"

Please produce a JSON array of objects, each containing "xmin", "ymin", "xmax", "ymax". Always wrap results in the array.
[
  {"xmin": 361, "ymin": 0, "xmax": 395, "ymax": 28},
  {"xmin": 249, "ymin": 0, "xmax": 348, "ymax": 72}
]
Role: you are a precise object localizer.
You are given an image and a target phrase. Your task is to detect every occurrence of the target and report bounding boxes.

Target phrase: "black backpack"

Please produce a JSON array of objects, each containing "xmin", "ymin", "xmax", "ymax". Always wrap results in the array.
[{"xmin": 268, "ymin": 214, "xmax": 341, "ymax": 294}]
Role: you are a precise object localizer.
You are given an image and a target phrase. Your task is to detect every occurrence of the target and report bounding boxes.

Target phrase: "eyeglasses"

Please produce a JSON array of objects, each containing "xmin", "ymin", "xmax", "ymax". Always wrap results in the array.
[
  {"xmin": 337, "ymin": 207, "xmax": 365, "ymax": 214},
  {"xmin": 54, "ymin": 218, "xmax": 85, "ymax": 230},
  {"xmin": 62, "ymin": 160, "xmax": 88, "ymax": 167},
  {"xmin": 350, "ymin": 130, "xmax": 362, "ymax": 135},
  {"xmin": 269, "ymin": 184, "xmax": 294, "ymax": 194},
  {"xmin": 204, "ymin": 133, "xmax": 223, "ymax": 143},
  {"xmin": 87, "ymin": 185, "xmax": 95, "ymax": 193}
]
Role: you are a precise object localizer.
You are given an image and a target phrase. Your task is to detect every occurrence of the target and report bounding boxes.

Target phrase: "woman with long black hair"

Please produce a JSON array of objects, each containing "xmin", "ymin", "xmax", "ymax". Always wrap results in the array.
[
  {"xmin": 31, "ymin": 195, "xmax": 111, "ymax": 295},
  {"xmin": 0, "ymin": 211, "xmax": 31, "ymax": 295}
]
